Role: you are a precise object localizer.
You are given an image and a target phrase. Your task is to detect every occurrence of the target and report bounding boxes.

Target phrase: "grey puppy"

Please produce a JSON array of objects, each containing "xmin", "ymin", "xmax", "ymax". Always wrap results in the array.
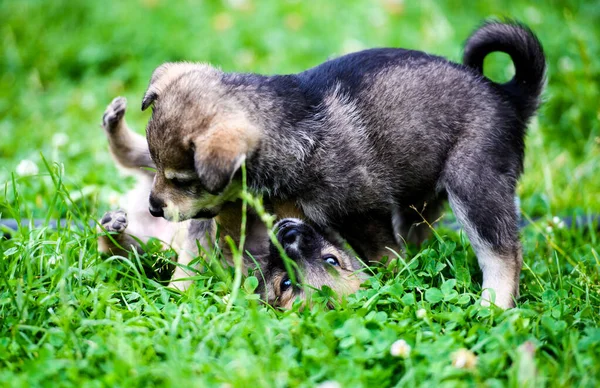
[{"xmin": 141, "ymin": 21, "xmax": 546, "ymax": 308}]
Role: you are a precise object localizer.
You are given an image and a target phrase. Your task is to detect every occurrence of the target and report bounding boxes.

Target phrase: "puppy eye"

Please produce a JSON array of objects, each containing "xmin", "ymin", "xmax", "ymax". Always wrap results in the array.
[
  {"xmin": 323, "ymin": 255, "xmax": 340, "ymax": 266},
  {"xmin": 170, "ymin": 177, "xmax": 194, "ymax": 188},
  {"xmin": 280, "ymin": 276, "xmax": 292, "ymax": 293}
]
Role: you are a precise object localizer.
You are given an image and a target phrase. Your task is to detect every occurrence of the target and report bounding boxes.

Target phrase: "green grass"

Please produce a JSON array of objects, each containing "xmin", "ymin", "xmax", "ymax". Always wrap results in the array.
[{"xmin": 1, "ymin": 0, "xmax": 599, "ymax": 386}]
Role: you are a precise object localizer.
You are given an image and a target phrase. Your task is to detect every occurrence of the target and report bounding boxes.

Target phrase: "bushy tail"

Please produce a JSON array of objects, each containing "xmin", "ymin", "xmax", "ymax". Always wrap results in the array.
[{"xmin": 463, "ymin": 21, "xmax": 546, "ymax": 121}]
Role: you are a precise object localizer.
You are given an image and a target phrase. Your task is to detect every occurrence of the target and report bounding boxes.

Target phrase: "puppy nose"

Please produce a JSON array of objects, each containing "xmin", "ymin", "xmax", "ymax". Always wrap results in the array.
[
  {"xmin": 282, "ymin": 227, "xmax": 299, "ymax": 246},
  {"xmin": 148, "ymin": 195, "xmax": 165, "ymax": 218},
  {"xmin": 149, "ymin": 206, "xmax": 164, "ymax": 218}
]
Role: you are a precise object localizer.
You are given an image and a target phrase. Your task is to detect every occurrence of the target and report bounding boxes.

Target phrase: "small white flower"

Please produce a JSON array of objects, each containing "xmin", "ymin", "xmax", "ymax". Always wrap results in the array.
[
  {"xmin": 558, "ymin": 57, "xmax": 574, "ymax": 73},
  {"xmin": 390, "ymin": 339, "xmax": 411, "ymax": 358},
  {"xmin": 552, "ymin": 216, "xmax": 566, "ymax": 229},
  {"xmin": 52, "ymin": 132, "xmax": 69, "ymax": 148},
  {"xmin": 222, "ymin": 294, "xmax": 231, "ymax": 304},
  {"xmin": 416, "ymin": 308, "xmax": 427, "ymax": 319},
  {"xmin": 81, "ymin": 92, "xmax": 97, "ymax": 111},
  {"xmin": 368, "ymin": 9, "xmax": 386, "ymax": 28},
  {"xmin": 317, "ymin": 381, "xmax": 341, "ymax": 388},
  {"xmin": 48, "ymin": 255, "xmax": 60, "ymax": 265},
  {"xmin": 236, "ymin": 49, "xmax": 256, "ymax": 67},
  {"xmin": 224, "ymin": 0, "xmax": 249, "ymax": 10},
  {"xmin": 85, "ymin": 339, "xmax": 99, "ymax": 352},
  {"xmin": 452, "ymin": 348, "xmax": 477, "ymax": 369},
  {"xmin": 525, "ymin": 6, "xmax": 542, "ymax": 24},
  {"xmin": 545, "ymin": 226, "xmax": 553, "ymax": 234},
  {"xmin": 16, "ymin": 159, "xmax": 39, "ymax": 176}
]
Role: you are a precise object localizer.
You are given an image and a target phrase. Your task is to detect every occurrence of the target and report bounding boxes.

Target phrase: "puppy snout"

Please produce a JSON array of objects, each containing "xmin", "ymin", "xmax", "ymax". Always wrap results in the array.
[
  {"xmin": 149, "ymin": 207, "xmax": 164, "ymax": 218},
  {"xmin": 148, "ymin": 195, "xmax": 165, "ymax": 218},
  {"xmin": 282, "ymin": 227, "xmax": 300, "ymax": 246},
  {"xmin": 276, "ymin": 219, "xmax": 301, "ymax": 247}
]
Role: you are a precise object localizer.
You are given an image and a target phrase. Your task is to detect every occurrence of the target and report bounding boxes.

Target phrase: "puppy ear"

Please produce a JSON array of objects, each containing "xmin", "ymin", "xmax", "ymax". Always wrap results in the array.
[
  {"xmin": 141, "ymin": 62, "xmax": 199, "ymax": 111},
  {"xmin": 141, "ymin": 91, "xmax": 158, "ymax": 112},
  {"xmin": 192, "ymin": 117, "xmax": 260, "ymax": 194},
  {"xmin": 195, "ymin": 152, "xmax": 246, "ymax": 195}
]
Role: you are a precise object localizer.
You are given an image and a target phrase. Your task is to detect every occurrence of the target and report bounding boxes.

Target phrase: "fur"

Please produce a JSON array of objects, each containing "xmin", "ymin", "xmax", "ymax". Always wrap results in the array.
[
  {"xmin": 142, "ymin": 21, "xmax": 546, "ymax": 308},
  {"xmin": 97, "ymin": 97, "xmax": 362, "ymax": 306}
]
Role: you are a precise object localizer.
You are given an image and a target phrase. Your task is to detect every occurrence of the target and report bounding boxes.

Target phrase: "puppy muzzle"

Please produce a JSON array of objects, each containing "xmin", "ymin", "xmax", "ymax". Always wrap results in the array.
[
  {"xmin": 148, "ymin": 195, "xmax": 165, "ymax": 218},
  {"xmin": 275, "ymin": 218, "xmax": 317, "ymax": 257}
]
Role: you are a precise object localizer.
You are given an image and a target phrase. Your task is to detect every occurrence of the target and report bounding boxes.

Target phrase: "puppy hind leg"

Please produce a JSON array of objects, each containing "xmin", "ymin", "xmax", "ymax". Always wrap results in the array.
[
  {"xmin": 102, "ymin": 97, "xmax": 155, "ymax": 174},
  {"xmin": 445, "ymin": 180, "xmax": 522, "ymax": 309}
]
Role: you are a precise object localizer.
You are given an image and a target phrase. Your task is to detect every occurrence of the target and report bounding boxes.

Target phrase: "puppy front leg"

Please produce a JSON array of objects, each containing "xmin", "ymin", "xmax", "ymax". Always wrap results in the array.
[
  {"xmin": 169, "ymin": 250, "xmax": 195, "ymax": 291},
  {"xmin": 102, "ymin": 97, "xmax": 155, "ymax": 175},
  {"xmin": 97, "ymin": 209, "xmax": 144, "ymax": 256},
  {"xmin": 168, "ymin": 220, "xmax": 215, "ymax": 291}
]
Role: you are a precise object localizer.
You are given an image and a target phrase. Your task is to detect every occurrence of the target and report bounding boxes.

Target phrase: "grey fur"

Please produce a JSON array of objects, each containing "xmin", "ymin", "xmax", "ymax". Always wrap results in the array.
[{"xmin": 143, "ymin": 21, "xmax": 545, "ymax": 308}]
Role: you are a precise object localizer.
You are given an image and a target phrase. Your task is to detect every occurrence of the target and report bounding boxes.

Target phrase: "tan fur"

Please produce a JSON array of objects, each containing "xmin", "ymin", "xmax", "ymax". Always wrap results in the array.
[
  {"xmin": 278, "ymin": 290, "xmax": 298, "ymax": 310},
  {"xmin": 99, "ymin": 96, "xmax": 366, "ymax": 308},
  {"xmin": 190, "ymin": 116, "xmax": 261, "ymax": 190},
  {"xmin": 192, "ymin": 117, "xmax": 260, "ymax": 164},
  {"xmin": 320, "ymin": 245, "xmax": 365, "ymax": 295},
  {"xmin": 142, "ymin": 62, "xmax": 219, "ymax": 109},
  {"xmin": 272, "ymin": 200, "xmax": 305, "ymax": 219}
]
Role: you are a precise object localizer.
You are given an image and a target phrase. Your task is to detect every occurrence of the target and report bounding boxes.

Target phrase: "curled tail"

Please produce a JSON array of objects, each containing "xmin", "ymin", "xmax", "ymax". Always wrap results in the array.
[{"xmin": 463, "ymin": 21, "xmax": 546, "ymax": 121}]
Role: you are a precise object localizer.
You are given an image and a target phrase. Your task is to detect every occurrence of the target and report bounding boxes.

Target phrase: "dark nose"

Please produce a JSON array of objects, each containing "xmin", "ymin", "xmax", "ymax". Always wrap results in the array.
[
  {"xmin": 282, "ymin": 227, "xmax": 299, "ymax": 246},
  {"xmin": 148, "ymin": 195, "xmax": 165, "ymax": 218}
]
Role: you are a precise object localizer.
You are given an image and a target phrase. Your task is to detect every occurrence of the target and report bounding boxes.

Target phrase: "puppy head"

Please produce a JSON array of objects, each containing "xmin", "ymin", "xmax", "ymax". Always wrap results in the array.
[
  {"xmin": 258, "ymin": 218, "xmax": 366, "ymax": 309},
  {"xmin": 142, "ymin": 62, "xmax": 261, "ymax": 221}
]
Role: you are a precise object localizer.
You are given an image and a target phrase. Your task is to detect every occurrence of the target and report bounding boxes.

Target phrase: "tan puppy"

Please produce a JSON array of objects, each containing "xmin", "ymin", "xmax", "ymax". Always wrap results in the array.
[{"xmin": 97, "ymin": 97, "xmax": 364, "ymax": 307}]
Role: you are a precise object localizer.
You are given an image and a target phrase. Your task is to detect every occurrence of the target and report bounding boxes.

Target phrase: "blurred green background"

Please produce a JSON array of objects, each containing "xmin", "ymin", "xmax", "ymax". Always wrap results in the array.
[
  {"xmin": 1, "ymin": 0, "xmax": 599, "ymax": 219},
  {"xmin": 1, "ymin": 1, "xmax": 599, "ymax": 386}
]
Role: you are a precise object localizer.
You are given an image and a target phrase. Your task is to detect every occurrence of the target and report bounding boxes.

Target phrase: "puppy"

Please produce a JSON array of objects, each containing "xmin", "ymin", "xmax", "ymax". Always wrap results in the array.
[
  {"xmin": 98, "ymin": 96, "xmax": 200, "ymax": 290},
  {"xmin": 97, "ymin": 97, "xmax": 364, "ymax": 305},
  {"xmin": 142, "ymin": 21, "xmax": 546, "ymax": 308},
  {"xmin": 259, "ymin": 218, "xmax": 365, "ymax": 308}
]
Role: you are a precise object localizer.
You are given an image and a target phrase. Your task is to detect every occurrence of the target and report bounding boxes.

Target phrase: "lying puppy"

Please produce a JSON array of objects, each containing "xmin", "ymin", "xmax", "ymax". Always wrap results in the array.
[
  {"xmin": 96, "ymin": 97, "xmax": 363, "ymax": 307},
  {"xmin": 260, "ymin": 218, "xmax": 365, "ymax": 308},
  {"xmin": 97, "ymin": 96, "xmax": 198, "ymax": 289},
  {"xmin": 141, "ymin": 21, "xmax": 546, "ymax": 308}
]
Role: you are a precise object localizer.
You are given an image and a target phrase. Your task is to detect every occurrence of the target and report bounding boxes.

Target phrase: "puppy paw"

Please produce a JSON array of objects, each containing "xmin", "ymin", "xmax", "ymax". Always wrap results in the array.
[
  {"xmin": 100, "ymin": 209, "xmax": 128, "ymax": 233},
  {"xmin": 102, "ymin": 96, "xmax": 127, "ymax": 133}
]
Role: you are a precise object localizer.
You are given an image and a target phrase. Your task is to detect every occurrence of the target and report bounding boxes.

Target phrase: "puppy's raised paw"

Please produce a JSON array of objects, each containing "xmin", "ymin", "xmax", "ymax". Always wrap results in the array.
[
  {"xmin": 100, "ymin": 209, "xmax": 128, "ymax": 233},
  {"xmin": 102, "ymin": 96, "xmax": 127, "ymax": 133}
]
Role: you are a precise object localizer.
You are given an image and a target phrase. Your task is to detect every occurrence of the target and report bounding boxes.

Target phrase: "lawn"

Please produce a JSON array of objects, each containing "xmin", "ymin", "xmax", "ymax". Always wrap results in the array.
[{"xmin": 1, "ymin": 0, "xmax": 599, "ymax": 386}]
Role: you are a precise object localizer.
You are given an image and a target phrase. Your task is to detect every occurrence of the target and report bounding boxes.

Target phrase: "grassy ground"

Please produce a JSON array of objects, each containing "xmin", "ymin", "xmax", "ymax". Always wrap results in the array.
[{"xmin": 1, "ymin": 0, "xmax": 599, "ymax": 386}]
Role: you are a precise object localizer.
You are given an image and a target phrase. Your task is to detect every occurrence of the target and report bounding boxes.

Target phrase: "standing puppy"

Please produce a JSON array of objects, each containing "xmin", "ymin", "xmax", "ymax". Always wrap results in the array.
[{"xmin": 142, "ymin": 22, "xmax": 545, "ymax": 308}]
